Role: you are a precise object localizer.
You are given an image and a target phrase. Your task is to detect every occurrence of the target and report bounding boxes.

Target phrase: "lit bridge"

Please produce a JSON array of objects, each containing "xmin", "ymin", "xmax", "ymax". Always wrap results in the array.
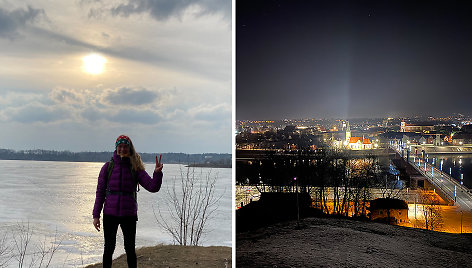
[{"xmin": 392, "ymin": 146, "xmax": 472, "ymax": 212}]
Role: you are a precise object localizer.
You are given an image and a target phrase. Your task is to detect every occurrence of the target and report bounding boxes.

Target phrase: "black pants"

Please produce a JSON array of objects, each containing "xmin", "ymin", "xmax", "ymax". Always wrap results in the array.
[{"xmin": 103, "ymin": 215, "xmax": 138, "ymax": 268}]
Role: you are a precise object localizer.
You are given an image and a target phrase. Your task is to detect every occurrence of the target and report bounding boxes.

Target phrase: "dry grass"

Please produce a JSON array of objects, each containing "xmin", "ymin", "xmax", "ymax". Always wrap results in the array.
[{"xmin": 85, "ymin": 245, "xmax": 231, "ymax": 268}]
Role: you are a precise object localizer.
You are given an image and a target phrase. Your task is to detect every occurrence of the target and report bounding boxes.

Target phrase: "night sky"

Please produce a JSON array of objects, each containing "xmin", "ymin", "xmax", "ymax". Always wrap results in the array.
[{"xmin": 237, "ymin": 0, "xmax": 472, "ymax": 120}]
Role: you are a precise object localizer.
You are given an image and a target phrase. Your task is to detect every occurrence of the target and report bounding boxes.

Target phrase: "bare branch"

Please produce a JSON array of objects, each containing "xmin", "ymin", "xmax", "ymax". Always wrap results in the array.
[{"xmin": 154, "ymin": 165, "xmax": 224, "ymax": 246}]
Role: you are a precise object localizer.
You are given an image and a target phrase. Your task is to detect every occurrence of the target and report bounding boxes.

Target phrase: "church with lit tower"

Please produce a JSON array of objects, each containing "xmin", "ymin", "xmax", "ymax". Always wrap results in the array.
[{"xmin": 345, "ymin": 121, "xmax": 372, "ymax": 150}]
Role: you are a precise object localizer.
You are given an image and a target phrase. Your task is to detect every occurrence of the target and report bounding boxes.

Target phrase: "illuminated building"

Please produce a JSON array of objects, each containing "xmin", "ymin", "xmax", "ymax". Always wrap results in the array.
[
  {"xmin": 348, "ymin": 137, "xmax": 373, "ymax": 150},
  {"xmin": 403, "ymin": 123, "xmax": 435, "ymax": 133},
  {"xmin": 345, "ymin": 121, "xmax": 373, "ymax": 150}
]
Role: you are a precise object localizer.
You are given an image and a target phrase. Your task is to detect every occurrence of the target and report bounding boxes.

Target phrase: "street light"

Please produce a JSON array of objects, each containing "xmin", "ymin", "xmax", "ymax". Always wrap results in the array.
[
  {"xmin": 294, "ymin": 177, "xmax": 299, "ymax": 227},
  {"xmin": 461, "ymin": 211, "xmax": 463, "ymax": 234},
  {"xmin": 454, "ymin": 185, "xmax": 457, "ymax": 202}
]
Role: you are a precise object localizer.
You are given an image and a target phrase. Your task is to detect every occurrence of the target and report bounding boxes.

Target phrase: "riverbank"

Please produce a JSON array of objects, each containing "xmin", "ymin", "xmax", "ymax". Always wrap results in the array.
[
  {"xmin": 186, "ymin": 163, "xmax": 232, "ymax": 168},
  {"xmin": 237, "ymin": 217, "xmax": 472, "ymax": 267},
  {"xmin": 0, "ymin": 149, "xmax": 231, "ymax": 166},
  {"xmin": 85, "ymin": 245, "xmax": 231, "ymax": 268}
]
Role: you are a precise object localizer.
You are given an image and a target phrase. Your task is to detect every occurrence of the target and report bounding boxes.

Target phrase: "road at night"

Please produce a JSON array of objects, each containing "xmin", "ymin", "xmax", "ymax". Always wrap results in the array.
[{"xmin": 394, "ymin": 146, "xmax": 472, "ymax": 211}]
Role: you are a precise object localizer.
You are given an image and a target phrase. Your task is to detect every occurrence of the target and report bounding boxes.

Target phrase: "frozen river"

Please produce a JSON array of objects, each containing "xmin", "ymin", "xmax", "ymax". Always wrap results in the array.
[{"xmin": 0, "ymin": 160, "xmax": 232, "ymax": 267}]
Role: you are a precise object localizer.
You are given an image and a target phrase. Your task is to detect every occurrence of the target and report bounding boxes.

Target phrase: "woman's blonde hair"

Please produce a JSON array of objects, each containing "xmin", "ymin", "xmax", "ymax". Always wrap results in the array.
[{"xmin": 129, "ymin": 138, "xmax": 145, "ymax": 171}]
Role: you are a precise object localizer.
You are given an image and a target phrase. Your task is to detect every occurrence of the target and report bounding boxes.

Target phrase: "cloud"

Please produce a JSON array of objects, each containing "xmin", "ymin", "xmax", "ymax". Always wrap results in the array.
[
  {"xmin": 192, "ymin": 0, "xmax": 231, "ymax": 21},
  {"xmin": 189, "ymin": 103, "xmax": 231, "ymax": 121},
  {"xmin": 5, "ymin": 103, "xmax": 70, "ymax": 123},
  {"xmin": 0, "ymin": 5, "xmax": 45, "ymax": 39},
  {"xmin": 80, "ymin": 107, "xmax": 103, "ymax": 122},
  {"xmin": 108, "ymin": 108, "xmax": 162, "ymax": 124},
  {"xmin": 28, "ymin": 26, "xmax": 101, "ymax": 51},
  {"xmin": 101, "ymin": 32, "xmax": 110, "ymax": 39},
  {"xmin": 0, "ymin": 91, "xmax": 44, "ymax": 108},
  {"xmin": 80, "ymin": 105, "xmax": 162, "ymax": 125},
  {"xmin": 102, "ymin": 87, "xmax": 159, "ymax": 106},
  {"xmin": 0, "ymin": 1, "xmax": 230, "ymax": 153},
  {"xmin": 91, "ymin": 0, "xmax": 230, "ymax": 22},
  {"xmin": 1, "ymin": 85, "xmax": 227, "ymax": 129},
  {"xmin": 20, "ymin": 25, "xmax": 226, "ymax": 81},
  {"xmin": 0, "ymin": 86, "xmax": 167, "ymax": 124},
  {"xmin": 49, "ymin": 87, "xmax": 85, "ymax": 105}
]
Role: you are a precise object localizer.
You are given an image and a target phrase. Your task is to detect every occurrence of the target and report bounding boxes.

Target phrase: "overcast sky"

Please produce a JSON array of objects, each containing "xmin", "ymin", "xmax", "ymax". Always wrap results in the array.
[
  {"xmin": 0, "ymin": 0, "xmax": 231, "ymax": 153},
  {"xmin": 237, "ymin": 0, "xmax": 472, "ymax": 120}
]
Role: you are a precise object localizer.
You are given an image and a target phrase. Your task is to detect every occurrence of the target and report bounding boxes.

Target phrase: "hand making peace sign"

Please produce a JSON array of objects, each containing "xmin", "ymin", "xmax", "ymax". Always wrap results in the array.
[{"xmin": 155, "ymin": 154, "xmax": 163, "ymax": 173}]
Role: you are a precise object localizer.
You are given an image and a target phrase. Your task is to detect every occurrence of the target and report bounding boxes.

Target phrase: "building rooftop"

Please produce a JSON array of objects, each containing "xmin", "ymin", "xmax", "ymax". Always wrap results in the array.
[{"xmin": 349, "ymin": 137, "xmax": 372, "ymax": 144}]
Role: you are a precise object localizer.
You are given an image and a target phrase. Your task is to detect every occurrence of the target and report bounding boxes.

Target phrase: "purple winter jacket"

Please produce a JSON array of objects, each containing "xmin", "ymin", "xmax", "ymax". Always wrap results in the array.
[{"xmin": 92, "ymin": 151, "xmax": 162, "ymax": 218}]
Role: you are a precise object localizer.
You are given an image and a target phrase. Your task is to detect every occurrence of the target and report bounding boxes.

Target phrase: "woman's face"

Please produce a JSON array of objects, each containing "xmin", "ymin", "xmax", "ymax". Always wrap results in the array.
[{"xmin": 117, "ymin": 143, "xmax": 130, "ymax": 156}]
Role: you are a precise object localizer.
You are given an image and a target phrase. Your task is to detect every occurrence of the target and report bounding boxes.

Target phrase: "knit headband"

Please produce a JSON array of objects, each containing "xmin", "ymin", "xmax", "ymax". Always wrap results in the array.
[{"xmin": 115, "ymin": 135, "xmax": 131, "ymax": 149}]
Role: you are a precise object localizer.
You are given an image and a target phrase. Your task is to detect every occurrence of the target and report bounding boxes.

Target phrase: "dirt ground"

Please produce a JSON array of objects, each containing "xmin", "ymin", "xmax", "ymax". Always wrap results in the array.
[
  {"xmin": 237, "ymin": 217, "xmax": 472, "ymax": 268},
  {"xmin": 85, "ymin": 245, "xmax": 231, "ymax": 268}
]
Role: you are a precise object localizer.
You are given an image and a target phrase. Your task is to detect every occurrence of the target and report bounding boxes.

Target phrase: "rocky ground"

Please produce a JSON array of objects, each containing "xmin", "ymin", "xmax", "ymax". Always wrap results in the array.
[
  {"xmin": 85, "ymin": 245, "xmax": 231, "ymax": 268},
  {"xmin": 237, "ymin": 217, "xmax": 472, "ymax": 267}
]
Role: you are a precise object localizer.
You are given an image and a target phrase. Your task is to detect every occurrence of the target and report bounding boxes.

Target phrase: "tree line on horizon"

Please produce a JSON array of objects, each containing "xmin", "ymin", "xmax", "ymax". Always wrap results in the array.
[{"xmin": 0, "ymin": 148, "xmax": 231, "ymax": 166}]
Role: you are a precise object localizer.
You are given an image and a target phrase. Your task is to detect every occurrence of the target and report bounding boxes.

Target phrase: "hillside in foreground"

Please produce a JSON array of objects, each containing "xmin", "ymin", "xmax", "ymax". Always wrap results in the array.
[
  {"xmin": 85, "ymin": 245, "xmax": 231, "ymax": 268},
  {"xmin": 237, "ymin": 217, "xmax": 472, "ymax": 267}
]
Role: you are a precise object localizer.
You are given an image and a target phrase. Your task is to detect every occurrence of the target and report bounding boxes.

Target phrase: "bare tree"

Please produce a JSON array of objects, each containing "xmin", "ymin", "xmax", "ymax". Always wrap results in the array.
[
  {"xmin": 13, "ymin": 222, "xmax": 33, "ymax": 268},
  {"xmin": 0, "ymin": 231, "xmax": 12, "ymax": 268},
  {"xmin": 379, "ymin": 174, "xmax": 404, "ymax": 199},
  {"xmin": 1, "ymin": 222, "xmax": 63, "ymax": 268},
  {"xmin": 313, "ymin": 152, "xmax": 333, "ymax": 214},
  {"xmin": 154, "ymin": 167, "xmax": 223, "ymax": 246},
  {"xmin": 36, "ymin": 229, "xmax": 62, "ymax": 268},
  {"xmin": 331, "ymin": 157, "xmax": 348, "ymax": 215},
  {"xmin": 348, "ymin": 157, "xmax": 376, "ymax": 218},
  {"xmin": 419, "ymin": 190, "xmax": 443, "ymax": 231}
]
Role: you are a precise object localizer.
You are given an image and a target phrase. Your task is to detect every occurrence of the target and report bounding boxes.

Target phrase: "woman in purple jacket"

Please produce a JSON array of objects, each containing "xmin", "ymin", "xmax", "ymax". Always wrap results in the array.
[{"xmin": 93, "ymin": 135, "xmax": 163, "ymax": 268}]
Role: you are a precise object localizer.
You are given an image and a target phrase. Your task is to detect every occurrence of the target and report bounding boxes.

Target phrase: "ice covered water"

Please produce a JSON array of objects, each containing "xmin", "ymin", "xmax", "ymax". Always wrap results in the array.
[{"xmin": 0, "ymin": 160, "xmax": 231, "ymax": 267}]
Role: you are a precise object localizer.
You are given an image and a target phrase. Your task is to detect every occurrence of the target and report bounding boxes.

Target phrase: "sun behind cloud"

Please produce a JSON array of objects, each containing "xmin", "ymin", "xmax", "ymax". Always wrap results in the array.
[{"xmin": 82, "ymin": 53, "xmax": 107, "ymax": 75}]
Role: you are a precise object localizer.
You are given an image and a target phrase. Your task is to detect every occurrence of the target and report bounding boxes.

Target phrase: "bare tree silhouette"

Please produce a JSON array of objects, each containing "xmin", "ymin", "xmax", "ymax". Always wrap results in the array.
[{"xmin": 154, "ymin": 167, "xmax": 223, "ymax": 246}]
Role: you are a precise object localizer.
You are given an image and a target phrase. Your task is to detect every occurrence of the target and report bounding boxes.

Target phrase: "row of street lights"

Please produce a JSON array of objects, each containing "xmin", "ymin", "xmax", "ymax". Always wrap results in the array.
[
  {"xmin": 391, "ymin": 141, "xmax": 469, "ymax": 232},
  {"xmin": 390, "ymin": 141, "xmax": 463, "ymax": 202},
  {"xmin": 404, "ymin": 145, "xmax": 464, "ymax": 187}
]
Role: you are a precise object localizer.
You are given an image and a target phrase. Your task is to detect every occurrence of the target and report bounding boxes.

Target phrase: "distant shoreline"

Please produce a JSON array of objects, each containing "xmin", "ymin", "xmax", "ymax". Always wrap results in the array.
[
  {"xmin": 0, "ymin": 148, "xmax": 231, "ymax": 167},
  {"xmin": 0, "ymin": 158, "xmax": 233, "ymax": 168},
  {"xmin": 186, "ymin": 163, "xmax": 232, "ymax": 168}
]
